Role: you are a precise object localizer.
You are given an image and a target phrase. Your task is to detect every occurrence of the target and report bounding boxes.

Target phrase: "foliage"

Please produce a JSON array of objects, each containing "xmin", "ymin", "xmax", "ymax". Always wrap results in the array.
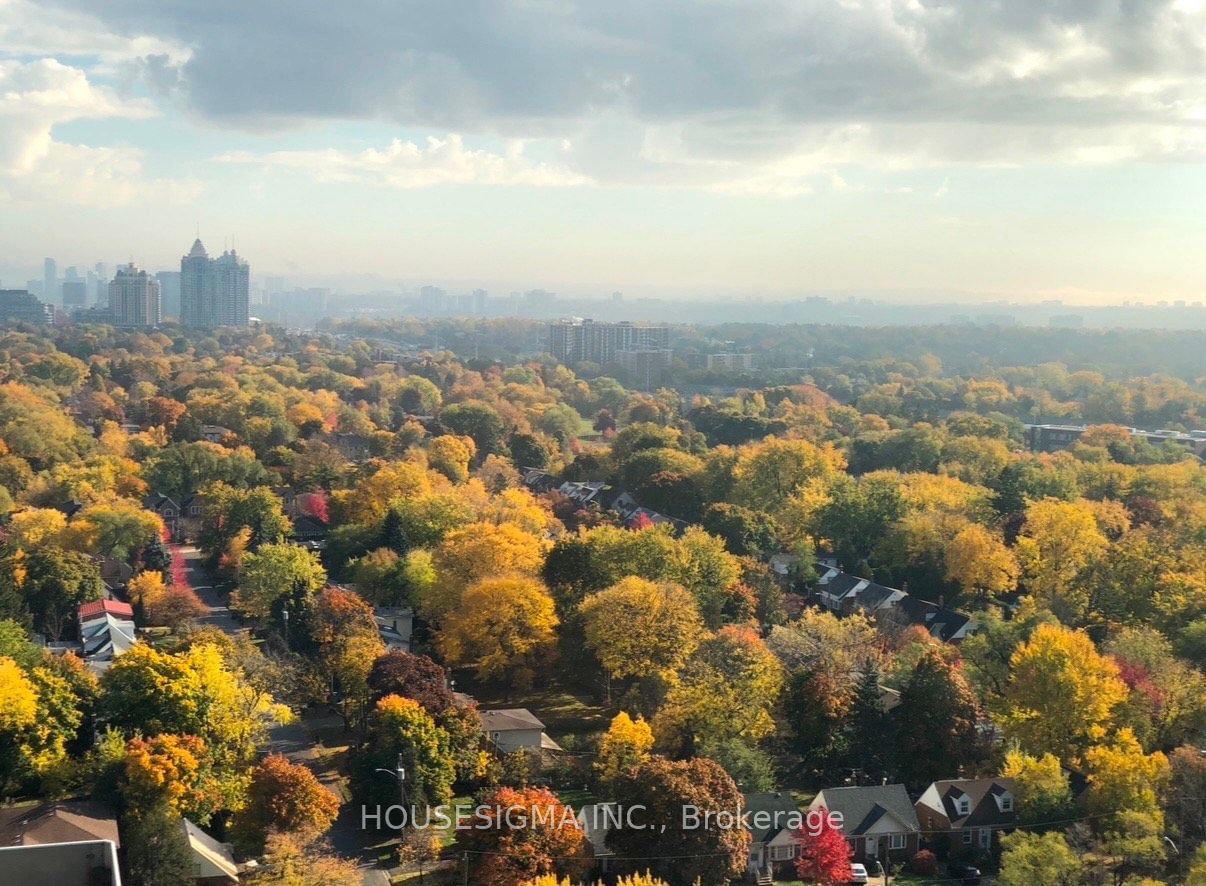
[
  {"xmin": 233, "ymin": 541, "xmax": 327, "ymax": 621},
  {"xmin": 997, "ymin": 831, "xmax": 1080, "ymax": 886},
  {"xmin": 794, "ymin": 804, "xmax": 853, "ymax": 885},
  {"xmin": 595, "ymin": 711, "xmax": 654, "ymax": 788},
  {"xmin": 233, "ymin": 753, "xmax": 341, "ymax": 853},
  {"xmin": 460, "ymin": 785, "xmax": 592, "ymax": 886}
]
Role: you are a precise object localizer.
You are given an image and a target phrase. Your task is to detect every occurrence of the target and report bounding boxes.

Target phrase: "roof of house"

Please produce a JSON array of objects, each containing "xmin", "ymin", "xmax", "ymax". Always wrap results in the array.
[
  {"xmin": 896, "ymin": 596, "xmax": 972, "ymax": 642},
  {"xmin": 743, "ymin": 792, "xmax": 801, "ymax": 844},
  {"xmin": 182, "ymin": 818, "xmax": 239, "ymax": 881},
  {"xmin": 918, "ymin": 778, "xmax": 1016, "ymax": 827},
  {"xmin": 813, "ymin": 785, "xmax": 920, "ymax": 835},
  {"xmin": 79, "ymin": 613, "xmax": 137, "ymax": 659},
  {"xmin": 142, "ymin": 493, "xmax": 180, "ymax": 512},
  {"xmin": 481, "ymin": 708, "xmax": 545, "ymax": 731},
  {"xmin": 0, "ymin": 801, "xmax": 119, "ymax": 848},
  {"xmin": 78, "ymin": 599, "xmax": 134, "ymax": 621},
  {"xmin": 576, "ymin": 804, "xmax": 617, "ymax": 858}
]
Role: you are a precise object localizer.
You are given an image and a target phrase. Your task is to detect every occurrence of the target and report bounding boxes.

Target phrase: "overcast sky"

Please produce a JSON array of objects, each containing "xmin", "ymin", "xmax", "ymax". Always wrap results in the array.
[{"xmin": 3, "ymin": 0, "xmax": 1206, "ymax": 301}]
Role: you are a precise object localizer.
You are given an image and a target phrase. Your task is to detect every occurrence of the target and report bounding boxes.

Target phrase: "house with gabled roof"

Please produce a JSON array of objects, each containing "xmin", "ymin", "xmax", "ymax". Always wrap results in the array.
[
  {"xmin": 182, "ymin": 818, "xmax": 239, "ymax": 884},
  {"xmin": 481, "ymin": 708, "xmax": 563, "ymax": 754},
  {"xmin": 78, "ymin": 599, "xmax": 136, "ymax": 673},
  {"xmin": 809, "ymin": 784, "xmax": 920, "ymax": 867},
  {"xmin": 743, "ymin": 791, "xmax": 803, "ymax": 883},
  {"xmin": 915, "ymin": 777, "xmax": 1017, "ymax": 855}
]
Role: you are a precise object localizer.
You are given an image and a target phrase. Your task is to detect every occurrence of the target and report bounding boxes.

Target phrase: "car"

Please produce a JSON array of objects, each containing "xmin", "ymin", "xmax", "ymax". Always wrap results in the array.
[
  {"xmin": 847, "ymin": 862, "xmax": 869, "ymax": 884},
  {"xmin": 948, "ymin": 862, "xmax": 982, "ymax": 885}
]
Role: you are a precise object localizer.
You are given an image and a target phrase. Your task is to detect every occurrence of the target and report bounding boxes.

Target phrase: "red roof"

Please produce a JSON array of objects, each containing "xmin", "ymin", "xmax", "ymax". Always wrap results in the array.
[{"xmin": 78, "ymin": 599, "xmax": 134, "ymax": 620}]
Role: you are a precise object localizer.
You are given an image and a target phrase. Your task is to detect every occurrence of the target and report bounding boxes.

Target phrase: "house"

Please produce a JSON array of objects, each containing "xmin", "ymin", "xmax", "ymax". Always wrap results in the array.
[
  {"xmin": 0, "ymin": 799, "xmax": 120, "ymax": 849},
  {"xmin": 814, "ymin": 566, "xmax": 905, "ymax": 616},
  {"xmin": 557, "ymin": 480, "xmax": 612, "ymax": 508},
  {"xmin": 183, "ymin": 818, "xmax": 239, "ymax": 884},
  {"xmin": 915, "ymin": 778, "xmax": 1017, "ymax": 855},
  {"xmin": 200, "ymin": 425, "xmax": 234, "ymax": 444},
  {"xmin": 98, "ymin": 558, "xmax": 135, "ymax": 593},
  {"xmin": 180, "ymin": 492, "xmax": 210, "ymax": 541},
  {"xmin": 0, "ymin": 841, "xmax": 121, "ymax": 885},
  {"xmin": 809, "ymin": 785, "xmax": 921, "ymax": 867},
  {"xmin": 743, "ymin": 792, "xmax": 803, "ymax": 883},
  {"xmin": 143, "ymin": 493, "xmax": 181, "ymax": 540},
  {"xmin": 520, "ymin": 467, "xmax": 557, "ymax": 493},
  {"xmin": 78, "ymin": 599, "xmax": 137, "ymax": 672},
  {"xmin": 894, "ymin": 597, "xmax": 973, "ymax": 643},
  {"xmin": 481, "ymin": 708, "xmax": 563, "ymax": 754},
  {"xmin": 577, "ymin": 803, "xmax": 618, "ymax": 875},
  {"xmin": 375, "ymin": 606, "xmax": 414, "ymax": 653},
  {"xmin": 291, "ymin": 514, "xmax": 329, "ymax": 544}
]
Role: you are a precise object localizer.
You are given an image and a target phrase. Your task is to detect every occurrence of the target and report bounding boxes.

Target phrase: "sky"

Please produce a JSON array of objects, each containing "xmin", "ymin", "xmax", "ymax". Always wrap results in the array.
[{"xmin": 2, "ymin": 0, "xmax": 1206, "ymax": 303}]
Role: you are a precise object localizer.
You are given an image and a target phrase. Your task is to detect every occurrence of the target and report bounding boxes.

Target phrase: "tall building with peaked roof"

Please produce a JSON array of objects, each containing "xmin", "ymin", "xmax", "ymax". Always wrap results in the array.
[{"xmin": 180, "ymin": 238, "xmax": 250, "ymax": 327}]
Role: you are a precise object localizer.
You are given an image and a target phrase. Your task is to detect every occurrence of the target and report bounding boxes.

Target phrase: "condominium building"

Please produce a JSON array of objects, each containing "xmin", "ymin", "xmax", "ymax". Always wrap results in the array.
[
  {"xmin": 0, "ymin": 290, "xmax": 53, "ymax": 325},
  {"xmin": 548, "ymin": 319, "xmax": 671, "ymax": 364},
  {"xmin": 180, "ymin": 238, "xmax": 250, "ymax": 327},
  {"xmin": 109, "ymin": 264, "xmax": 161, "ymax": 328}
]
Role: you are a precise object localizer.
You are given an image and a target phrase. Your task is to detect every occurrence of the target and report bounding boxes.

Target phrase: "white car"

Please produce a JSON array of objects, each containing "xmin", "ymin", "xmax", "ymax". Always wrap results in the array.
[{"xmin": 848, "ymin": 862, "xmax": 870, "ymax": 884}]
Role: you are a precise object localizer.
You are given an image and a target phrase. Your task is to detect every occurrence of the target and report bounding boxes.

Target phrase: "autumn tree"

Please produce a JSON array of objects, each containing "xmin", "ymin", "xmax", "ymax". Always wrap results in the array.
[
  {"xmin": 578, "ymin": 577, "xmax": 703, "ymax": 695},
  {"xmin": 595, "ymin": 711, "xmax": 654, "ymax": 789},
  {"xmin": 424, "ymin": 522, "xmax": 546, "ymax": 620},
  {"xmin": 997, "ymin": 831, "xmax": 1080, "ymax": 886},
  {"xmin": 309, "ymin": 586, "xmax": 384, "ymax": 726},
  {"xmin": 945, "ymin": 523, "xmax": 1019, "ymax": 604},
  {"xmin": 233, "ymin": 754, "xmax": 341, "ymax": 854},
  {"xmin": 460, "ymin": 785, "xmax": 591, "ymax": 886},
  {"xmin": 0, "ymin": 546, "xmax": 104, "ymax": 640},
  {"xmin": 243, "ymin": 832, "xmax": 361, "ymax": 886},
  {"xmin": 122, "ymin": 733, "xmax": 234, "ymax": 823},
  {"xmin": 367, "ymin": 651, "xmax": 456, "ymax": 713},
  {"xmin": 794, "ymin": 806, "xmax": 853, "ymax": 885},
  {"xmin": 0, "ymin": 655, "xmax": 39, "ymax": 794},
  {"xmin": 608, "ymin": 757, "xmax": 749, "ymax": 886},
  {"xmin": 731, "ymin": 437, "xmax": 843, "ymax": 516},
  {"xmin": 1001, "ymin": 623, "xmax": 1127, "ymax": 763},
  {"xmin": 1001, "ymin": 748, "xmax": 1074, "ymax": 828},
  {"xmin": 896, "ymin": 647, "xmax": 983, "ymax": 788},
  {"xmin": 437, "ymin": 576, "xmax": 558, "ymax": 692},
  {"xmin": 352, "ymin": 695, "xmax": 455, "ymax": 817},
  {"xmin": 427, "ymin": 434, "xmax": 475, "ymax": 483},
  {"xmin": 653, "ymin": 626, "xmax": 783, "ymax": 755},
  {"xmin": 1015, "ymin": 497, "xmax": 1107, "ymax": 622},
  {"xmin": 199, "ymin": 483, "xmax": 292, "ymax": 562},
  {"xmin": 233, "ymin": 542, "xmax": 327, "ymax": 622},
  {"xmin": 1083, "ymin": 728, "xmax": 1170, "ymax": 825}
]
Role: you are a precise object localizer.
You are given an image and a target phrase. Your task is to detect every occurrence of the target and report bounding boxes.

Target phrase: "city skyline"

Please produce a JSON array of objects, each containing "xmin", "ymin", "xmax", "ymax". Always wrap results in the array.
[{"xmin": 3, "ymin": 2, "xmax": 1206, "ymax": 303}]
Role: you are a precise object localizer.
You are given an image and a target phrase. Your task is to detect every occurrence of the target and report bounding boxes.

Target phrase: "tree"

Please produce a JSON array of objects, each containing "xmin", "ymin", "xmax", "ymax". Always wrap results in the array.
[
  {"xmin": 1, "ymin": 546, "xmax": 104, "ymax": 640},
  {"xmin": 846, "ymin": 662, "xmax": 893, "ymax": 780},
  {"xmin": 396, "ymin": 826, "xmax": 443, "ymax": 882},
  {"xmin": 1001, "ymin": 623, "xmax": 1127, "ymax": 763},
  {"xmin": 460, "ymin": 785, "xmax": 591, "ymax": 886},
  {"xmin": 1166, "ymin": 745, "xmax": 1206, "ymax": 856},
  {"xmin": 199, "ymin": 483, "xmax": 292, "ymax": 562},
  {"xmin": 784, "ymin": 666, "xmax": 851, "ymax": 767},
  {"xmin": 731, "ymin": 437, "xmax": 843, "ymax": 516},
  {"xmin": 1001, "ymin": 749, "xmax": 1074, "ymax": 828},
  {"xmin": 895, "ymin": 647, "xmax": 982, "ymax": 788},
  {"xmin": 701, "ymin": 503, "xmax": 781, "ymax": 557},
  {"xmin": 0, "ymin": 655, "xmax": 38, "ymax": 794},
  {"xmin": 595, "ymin": 712, "xmax": 654, "ymax": 789},
  {"xmin": 608, "ymin": 757, "xmax": 748, "ymax": 886},
  {"xmin": 143, "ymin": 441, "xmax": 270, "ymax": 500},
  {"xmin": 997, "ymin": 831, "xmax": 1080, "ymax": 886},
  {"xmin": 1083, "ymin": 728, "xmax": 1170, "ymax": 825},
  {"xmin": 122, "ymin": 800, "xmax": 195, "ymax": 886},
  {"xmin": 1015, "ymin": 497, "xmax": 1107, "ymax": 622},
  {"xmin": 99, "ymin": 643, "xmax": 290, "ymax": 777},
  {"xmin": 812, "ymin": 474, "xmax": 905, "ymax": 568},
  {"xmin": 123, "ymin": 733, "xmax": 232, "ymax": 823},
  {"xmin": 437, "ymin": 576, "xmax": 558, "ymax": 692},
  {"xmin": 233, "ymin": 542, "xmax": 327, "ymax": 621},
  {"xmin": 440, "ymin": 401, "xmax": 506, "ymax": 458},
  {"xmin": 383, "ymin": 493, "xmax": 476, "ymax": 550},
  {"xmin": 768, "ymin": 610, "xmax": 883, "ymax": 680},
  {"xmin": 367, "ymin": 651, "xmax": 455, "ymax": 713},
  {"xmin": 794, "ymin": 806, "xmax": 853, "ymax": 885},
  {"xmin": 309, "ymin": 586, "xmax": 384, "ymax": 725},
  {"xmin": 578, "ymin": 577, "xmax": 703, "ymax": 692},
  {"xmin": 233, "ymin": 754, "xmax": 341, "ymax": 854},
  {"xmin": 243, "ymin": 832, "xmax": 361, "ymax": 886},
  {"xmin": 653, "ymin": 626, "xmax": 783, "ymax": 755},
  {"xmin": 146, "ymin": 586, "xmax": 208, "ymax": 630},
  {"xmin": 425, "ymin": 523, "xmax": 546, "ymax": 620},
  {"xmin": 427, "ymin": 434, "xmax": 475, "ymax": 483},
  {"xmin": 65, "ymin": 499, "xmax": 164, "ymax": 561},
  {"xmin": 5, "ymin": 507, "xmax": 67, "ymax": 548},
  {"xmin": 353, "ymin": 695, "xmax": 455, "ymax": 816},
  {"xmin": 945, "ymin": 523, "xmax": 1019, "ymax": 603}
]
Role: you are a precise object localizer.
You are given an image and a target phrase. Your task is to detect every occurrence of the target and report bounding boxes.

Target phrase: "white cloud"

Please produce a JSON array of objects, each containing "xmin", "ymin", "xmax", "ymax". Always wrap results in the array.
[
  {"xmin": 0, "ymin": 58, "xmax": 198, "ymax": 205},
  {"xmin": 216, "ymin": 135, "xmax": 592, "ymax": 189}
]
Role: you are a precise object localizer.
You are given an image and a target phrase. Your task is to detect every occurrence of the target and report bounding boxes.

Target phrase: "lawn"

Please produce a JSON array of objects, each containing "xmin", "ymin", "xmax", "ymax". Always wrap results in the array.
[{"xmin": 453, "ymin": 670, "xmax": 611, "ymax": 738}]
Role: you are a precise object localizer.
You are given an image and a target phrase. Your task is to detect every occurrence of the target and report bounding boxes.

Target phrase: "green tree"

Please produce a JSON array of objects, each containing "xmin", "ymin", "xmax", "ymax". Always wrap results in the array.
[
  {"xmin": 997, "ymin": 831, "xmax": 1080, "ymax": 886},
  {"xmin": 895, "ymin": 647, "xmax": 982, "ymax": 788},
  {"xmin": 233, "ymin": 542, "xmax": 327, "ymax": 622},
  {"xmin": 440, "ymin": 401, "xmax": 506, "ymax": 459},
  {"xmin": 353, "ymin": 694, "xmax": 455, "ymax": 819},
  {"xmin": 123, "ymin": 801, "xmax": 195, "ymax": 886}
]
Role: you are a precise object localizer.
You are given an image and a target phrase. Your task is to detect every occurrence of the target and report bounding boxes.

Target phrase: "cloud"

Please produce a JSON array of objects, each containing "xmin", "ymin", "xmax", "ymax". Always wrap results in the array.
[
  {"xmin": 0, "ymin": 58, "xmax": 198, "ymax": 205},
  {"xmin": 21, "ymin": 0, "xmax": 1206, "ymax": 193},
  {"xmin": 216, "ymin": 134, "xmax": 591, "ymax": 188}
]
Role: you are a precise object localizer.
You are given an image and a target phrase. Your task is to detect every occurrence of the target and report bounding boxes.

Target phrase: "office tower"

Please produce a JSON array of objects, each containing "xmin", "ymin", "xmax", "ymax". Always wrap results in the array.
[
  {"xmin": 93, "ymin": 263, "xmax": 109, "ymax": 305},
  {"xmin": 43, "ymin": 258, "xmax": 58, "ymax": 305},
  {"xmin": 472, "ymin": 289, "xmax": 488, "ymax": 315},
  {"xmin": 180, "ymin": 238, "xmax": 250, "ymax": 327},
  {"xmin": 548, "ymin": 319, "xmax": 671, "ymax": 364},
  {"xmin": 0, "ymin": 290, "xmax": 53, "ymax": 325},
  {"xmin": 65, "ymin": 266, "xmax": 80, "ymax": 282},
  {"xmin": 155, "ymin": 271, "xmax": 182, "ymax": 317},
  {"xmin": 62, "ymin": 280, "xmax": 87, "ymax": 310},
  {"xmin": 109, "ymin": 264, "xmax": 161, "ymax": 328},
  {"xmin": 420, "ymin": 285, "xmax": 447, "ymax": 315},
  {"xmin": 25, "ymin": 279, "xmax": 42, "ymax": 298}
]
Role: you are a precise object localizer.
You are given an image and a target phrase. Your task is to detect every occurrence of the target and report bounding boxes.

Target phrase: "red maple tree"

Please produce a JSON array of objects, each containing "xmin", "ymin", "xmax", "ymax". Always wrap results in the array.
[{"xmin": 794, "ymin": 806, "xmax": 853, "ymax": 885}]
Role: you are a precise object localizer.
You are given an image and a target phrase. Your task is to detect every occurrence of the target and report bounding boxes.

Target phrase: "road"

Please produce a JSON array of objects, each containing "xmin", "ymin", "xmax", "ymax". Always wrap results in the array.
[{"xmin": 172, "ymin": 544, "xmax": 242, "ymax": 635}]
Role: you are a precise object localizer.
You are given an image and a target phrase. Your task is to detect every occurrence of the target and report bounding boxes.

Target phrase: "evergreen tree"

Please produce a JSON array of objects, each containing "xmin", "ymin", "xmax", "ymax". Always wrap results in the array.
[
  {"xmin": 123, "ymin": 801, "xmax": 194, "ymax": 886},
  {"xmin": 379, "ymin": 505, "xmax": 410, "ymax": 556},
  {"xmin": 846, "ymin": 661, "xmax": 894, "ymax": 780},
  {"xmin": 142, "ymin": 536, "xmax": 172, "ymax": 576}
]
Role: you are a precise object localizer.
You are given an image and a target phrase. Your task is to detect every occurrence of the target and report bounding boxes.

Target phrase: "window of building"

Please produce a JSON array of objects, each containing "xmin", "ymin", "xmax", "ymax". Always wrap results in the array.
[
  {"xmin": 979, "ymin": 829, "xmax": 991, "ymax": 848},
  {"xmin": 890, "ymin": 834, "xmax": 907, "ymax": 850},
  {"xmin": 1001, "ymin": 795, "xmax": 1014, "ymax": 812},
  {"xmin": 770, "ymin": 845, "xmax": 795, "ymax": 861},
  {"xmin": 963, "ymin": 830, "xmax": 973, "ymax": 844},
  {"xmin": 957, "ymin": 798, "xmax": 971, "ymax": 816}
]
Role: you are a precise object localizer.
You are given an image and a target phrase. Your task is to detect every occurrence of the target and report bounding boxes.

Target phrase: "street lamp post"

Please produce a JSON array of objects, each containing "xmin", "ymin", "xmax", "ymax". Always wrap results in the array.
[
  {"xmin": 376, "ymin": 754, "xmax": 407, "ymax": 850},
  {"xmin": 281, "ymin": 605, "xmax": 289, "ymax": 651}
]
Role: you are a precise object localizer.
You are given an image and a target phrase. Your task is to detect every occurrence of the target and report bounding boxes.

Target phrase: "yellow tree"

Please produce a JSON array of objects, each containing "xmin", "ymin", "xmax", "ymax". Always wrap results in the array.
[
  {"xmin": 127, "ymin": 570, "xmax": 168, "ymax": 609},
  {"xmin": 123, "ymin": 733, "xmax": 232, "ymax": 822},
  {"xmin": 595, "ymin": 712, "xmax": 654, "ymax": 788},
  {"xmin": 578, "ymin": 577, "xmax": 704, "ymax": 691},
  {"xmin": 427, "ymin": 435, "xmax": 475, "ymax": 484},
  {"xmin": 731, "ymin": 437, "xmax": 844, "ymax": 516},
  {"xmin": 437, "ymin": 576, "xmax": 558, "ymax": 691},
  {"xmin": 5, "ymin": 508, "xmax": 67, "ymax": 548},
  {"xmin": 945, "ymin": 523, "xmax": 1019, "ymax": 603},
  {"xmin": 1015, "ymin": 498, "xmax": 1107, "ymax": 622},
  {"xmin": 1083, "ymin": 728, "xmax": 1170, "ymax": 824},
  {"xmin": 0, "ymin": 656, "xmax": 39, "ymax": 792},
  {"xmin": 1001, "ymin": 623, "xmax": 1127, "ymax": 764},
  {"xmin": 425, "ymin": 522, "xmax": 546, "ymax": 620}
]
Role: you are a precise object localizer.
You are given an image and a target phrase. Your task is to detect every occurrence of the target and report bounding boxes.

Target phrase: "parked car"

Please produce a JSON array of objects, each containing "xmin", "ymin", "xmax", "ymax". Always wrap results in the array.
[
  {"xmin": 948, "ymin": 862, "xmax": 982, "ymax": 885},
  {"xmin": 847, "ymin": 863, "xmax": 869, "ymax": 884}
]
